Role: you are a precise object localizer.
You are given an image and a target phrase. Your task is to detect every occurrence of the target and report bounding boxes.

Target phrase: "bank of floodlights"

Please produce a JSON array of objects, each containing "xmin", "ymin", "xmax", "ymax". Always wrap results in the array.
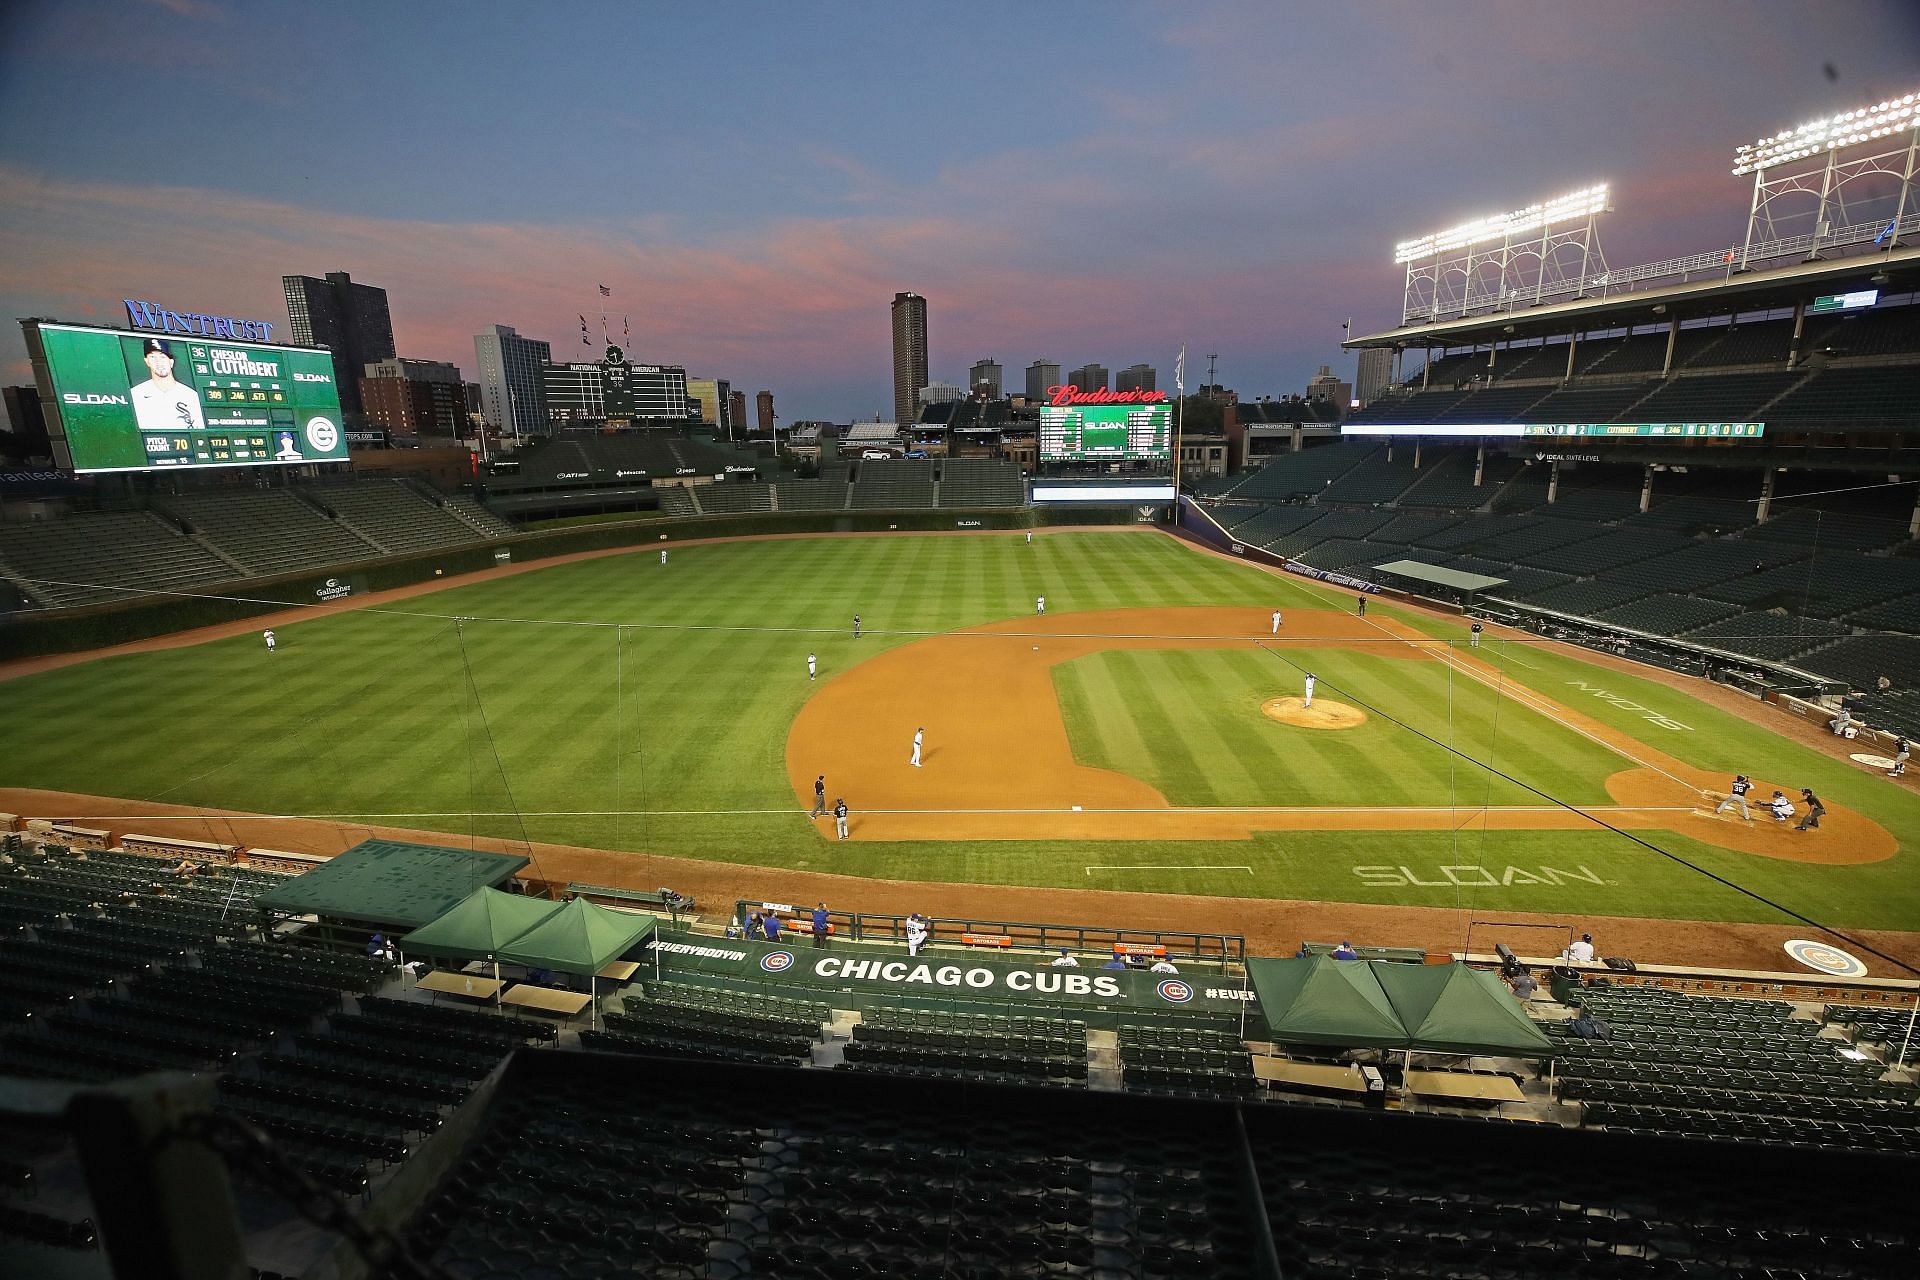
[
  {"xmin": 1732, "ymin": 90, "xmax": 1920, "ymax": 175},
  {"xmin": 1393, "ymin": 184, "xmax": 1611, "ymax": 264}
]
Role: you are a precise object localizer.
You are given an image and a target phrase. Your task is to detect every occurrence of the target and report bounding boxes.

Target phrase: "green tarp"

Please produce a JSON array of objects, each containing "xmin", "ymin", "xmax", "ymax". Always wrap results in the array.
[
  {"xmin": 1374, "ymin": 962, "xmax": 1557, "ymax": 1057},
  {"xmin": 397, "ymin": 887, "xmax": 563, "ymax": 962},
  {"xmin": 1245, "ymin": 956, "xmax": 1556, "ymax": 1057},
  {"xmin": 1245, "ymin": 954, "xmax": 1406, "ymax": 1048},
  {"xmin": 255, "ymin": 839, "xmax": 529, "ymax": 929},
  {"xmin": 496, "ymin": 897, "xmax": 656, "ymax": 976}
]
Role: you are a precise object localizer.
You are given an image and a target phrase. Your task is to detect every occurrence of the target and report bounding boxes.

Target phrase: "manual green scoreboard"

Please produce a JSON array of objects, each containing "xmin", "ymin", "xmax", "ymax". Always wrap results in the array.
[{"xmin": 28, "ymin": 321, "xmax": 349, "ymax": 474}]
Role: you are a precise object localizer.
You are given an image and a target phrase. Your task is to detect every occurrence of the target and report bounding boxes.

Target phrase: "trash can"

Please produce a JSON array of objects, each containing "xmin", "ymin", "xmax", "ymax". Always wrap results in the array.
[{"xmin": 1549, "ymin": 966, "xmax": 1582, "ymax": 1005}]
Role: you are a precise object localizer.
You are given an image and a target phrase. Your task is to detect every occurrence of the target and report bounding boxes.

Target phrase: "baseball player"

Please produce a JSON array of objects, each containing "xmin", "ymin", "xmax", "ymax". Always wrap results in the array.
[
  {"xmin": 1271, "ymin": 609, "xmax": 1282, "ymax": 635},
  {"xmin": 1036, "ymin": 595, "xmax": 1045, "ymax": 615},
  {"xmin": 910, "ymin": 727, "xmax": 924, "ymax": 768},
  {"xmin": 852, "ymin": 614, "xmax": 861, "ymax": 639},
  {"xmin": 1769, "ymin": 790, "xmax": 1794, "ymax": 822},
  {"xmin": 1470, "ymin": 621, "xmax": 1484, "ymax": 648},
  {"xmin": 1890, "ymin": 737, "xmax": 1909, "ymax": 777},
  {"xmin": 1355, "ymin": 595, "xmax": 1367, "ymax": 617},
  {"xmin": 660, "ymin": 548, "xmax": 668, "ymax": 566},
  {"xmin": 262, "ymin": 629, "xmax": 276, "ymax": 653},
  {"xmin": 807, "ymin": 652, "xmax": 817, "ymax": 681},
  {"xmin": 1026, "ymin": 531, "xmax": 1032, "ymax": 545},
  {"xmin": 1714, "ymin": 774, "xmax": 1754, "ymax": 820},
  {"xmin": 833, "ymin": 798, "xmax": 849, "ymax": 840},
  {"xmin": 810, "ymin": 775, "xmax": 827, "ymax": 818},
  {"xmin": 130, "ymin": 337, "xmax": 206, "ymax": 435},
  {"xmin": 1303, "ymin": 673, "xmax": 1316, "ymax": 709}
]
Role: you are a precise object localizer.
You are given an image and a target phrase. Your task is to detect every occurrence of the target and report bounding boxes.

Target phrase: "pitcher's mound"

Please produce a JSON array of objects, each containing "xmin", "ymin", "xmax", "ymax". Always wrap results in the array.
[{"xmin": 1261, "ymin": 696, "xmax": 1366, "ymax": 729}]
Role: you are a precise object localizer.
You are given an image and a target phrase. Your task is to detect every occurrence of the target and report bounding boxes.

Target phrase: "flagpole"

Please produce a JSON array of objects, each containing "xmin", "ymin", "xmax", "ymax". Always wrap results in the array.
[{"xmin": 1172, "ymin": 345, "xmax": 1186, "ymax": 518}]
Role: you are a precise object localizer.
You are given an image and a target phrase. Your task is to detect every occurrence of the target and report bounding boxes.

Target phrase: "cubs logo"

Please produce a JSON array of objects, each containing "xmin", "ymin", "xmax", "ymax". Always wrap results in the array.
[
  {"xmin": 1157, "ymin": 979, "xmax": 1195, "ymax": 1004},
  {"xmin": 1783, "ymin": 939, "xmax": 1867, "ymax": 978},
  {"xmin": 759, "ymin": 950, "xmax": 796, "ymax": 973}
]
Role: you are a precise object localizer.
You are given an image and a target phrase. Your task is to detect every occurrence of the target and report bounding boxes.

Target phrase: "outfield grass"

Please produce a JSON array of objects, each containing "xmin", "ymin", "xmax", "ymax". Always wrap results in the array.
[{"xmin": 2, "ymin": 530, "xmax": 1916, "ymax": 930}]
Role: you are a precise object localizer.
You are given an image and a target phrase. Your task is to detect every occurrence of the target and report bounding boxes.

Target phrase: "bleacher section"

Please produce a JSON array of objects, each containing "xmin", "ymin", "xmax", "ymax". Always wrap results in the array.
[
  {"xmin": 938, "ymin": 458, "xmax": 1025, "ymax": 508},
  {"xmin": 847, "ymin": 459, "xmax": 934, "ymax": 509},
  {"xmin": 0, "ymin": 511, "xmax": 236, "ymax": 609},
  {"xmin": 312, "ymin": 479, "xmax": 510, "ymax": 556}
]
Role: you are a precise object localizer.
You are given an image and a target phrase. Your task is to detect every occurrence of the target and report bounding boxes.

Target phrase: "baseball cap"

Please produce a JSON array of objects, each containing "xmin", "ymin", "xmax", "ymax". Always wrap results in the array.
[{"xmin": 141, "ymin": 337, "xmax": 173, "ymax": 357}]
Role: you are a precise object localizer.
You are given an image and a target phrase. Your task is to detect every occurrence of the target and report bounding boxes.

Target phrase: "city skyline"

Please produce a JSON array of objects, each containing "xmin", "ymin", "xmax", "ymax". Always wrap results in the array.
[{"xmin": 2, "ymin": 1, "xmax": 1917, "ymax": 430}]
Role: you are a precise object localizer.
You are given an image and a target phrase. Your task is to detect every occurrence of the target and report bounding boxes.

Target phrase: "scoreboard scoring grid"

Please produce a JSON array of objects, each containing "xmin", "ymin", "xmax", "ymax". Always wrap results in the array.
[{"xmin": 1039, "ymin": 403, "xmax": 1172, "ymax": 462}]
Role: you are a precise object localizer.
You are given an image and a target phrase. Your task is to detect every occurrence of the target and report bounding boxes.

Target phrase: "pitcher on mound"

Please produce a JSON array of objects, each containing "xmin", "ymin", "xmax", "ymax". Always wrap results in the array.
[{"xmin": 1303, "ymin": 673, "xmax": 1316, "ymax": 709}]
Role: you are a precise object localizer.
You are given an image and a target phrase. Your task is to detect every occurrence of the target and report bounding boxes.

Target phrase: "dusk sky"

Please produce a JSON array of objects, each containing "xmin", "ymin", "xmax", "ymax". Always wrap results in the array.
[{"xmin": 3, "ymin": 0, "xmax": 1917, "ymax": 428}]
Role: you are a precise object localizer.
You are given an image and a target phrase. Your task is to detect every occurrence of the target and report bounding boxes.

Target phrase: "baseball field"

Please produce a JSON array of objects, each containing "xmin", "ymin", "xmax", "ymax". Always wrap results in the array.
[{"xmin": 2, "ymin": 528, "xmax": 1917, "ymax": 956}]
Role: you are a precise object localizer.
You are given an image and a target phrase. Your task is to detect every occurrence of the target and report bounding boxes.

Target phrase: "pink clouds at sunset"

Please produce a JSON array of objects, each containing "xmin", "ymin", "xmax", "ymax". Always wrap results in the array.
[{"xmin": 2, "ymin": 0, "xmax": 1916, "ymax": 422}]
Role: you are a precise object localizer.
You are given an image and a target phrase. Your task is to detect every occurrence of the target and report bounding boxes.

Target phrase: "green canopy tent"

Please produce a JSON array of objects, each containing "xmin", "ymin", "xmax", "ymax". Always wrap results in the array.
[
  {"xmin": 397, "ymin": 887, "xmax": 563, "ymax": 1005},
  {"xmin": 1373, "ymin": 962, "xmax": 1557, "ymax": 1058},
  {"xmin": 494, "ymin": 897, "xmax": 657, "ymax": 1028},
  {"xmin": 1244, "ymin": 955, "xmax": 1407, "ymax": 1049}
]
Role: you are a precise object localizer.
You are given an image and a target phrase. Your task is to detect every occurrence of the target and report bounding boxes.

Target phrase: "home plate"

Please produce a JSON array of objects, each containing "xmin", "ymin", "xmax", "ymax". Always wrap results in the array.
[{"xmin": 1849, "ymin": 752, "xmax": 1897, "ymax": 770}]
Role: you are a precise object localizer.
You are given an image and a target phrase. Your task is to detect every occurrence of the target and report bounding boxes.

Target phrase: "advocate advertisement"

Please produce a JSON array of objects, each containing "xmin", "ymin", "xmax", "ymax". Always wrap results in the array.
[{"xmin": 30, "ymin": 321, "xmax": 348, "ymax": 474}]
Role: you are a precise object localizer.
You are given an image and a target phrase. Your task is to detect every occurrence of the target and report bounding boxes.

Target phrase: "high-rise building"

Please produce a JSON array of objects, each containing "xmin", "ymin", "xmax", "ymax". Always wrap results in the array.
[
  {"xmin": 282, "ymin": 271, "xmax": 396, "ymax": 418},
  {"xmin": 967, "ymin": 358, "xmax": 1003, "ymax": 400},
  {"xmin": 1355, "ymin": 348, "xmax": 1394, "ymax": 405},
  {"xmin": 1068, "ymin": 363, "xmax": 1108, "ymax": 393},
  {"xmin": 687, "ymin": 376, "xmax": 735, "ymax": 436},
  {"xmin": 359, "ymin": 357, "xmax": 468, "ymax": 436},
  {"xmin": 2, "ymin": 385, "xmax": 48, "ymax": 455},
  {"xmin": 756, "ymin": 390, "xmax": 776, "ymax": 434},
  {"xmin": 473, "ymin": 324, "xmax": 552, "ymax": 437},
  {"xmin": 1116, "ymin": 363, "xmax": 1157, "ymax": 393},
  {"xmin": 918, "ymin": 381, "xmax": 963, "ymax": 407},
  {"xmin": 543, "ymin": 348, "xmax": 689, "ymax": 425},
  {"xmin": 1305, "ymin": 364, "xmax": 1351, "ymax": 408},
  {"xmin": 730, "ymin": 389, "xmax": 751, "ymax": 435},
  {"xmin": 891, "ymin": 292, "xmax": 928, "ymax": 429},
  {"xmin": 1024, "ymin": 360, "xmax": 1060, "ymax": 402}
]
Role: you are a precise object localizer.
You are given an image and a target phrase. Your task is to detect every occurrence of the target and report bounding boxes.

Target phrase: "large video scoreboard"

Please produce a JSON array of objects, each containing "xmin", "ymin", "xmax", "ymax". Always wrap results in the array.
[
  {"xmin": 1038, "ymin": 402, "xmax": 1172, "ymax": 462},
  {"xmin": 27, "ymin": 321, "xmax": 348, "ymax": 474}
]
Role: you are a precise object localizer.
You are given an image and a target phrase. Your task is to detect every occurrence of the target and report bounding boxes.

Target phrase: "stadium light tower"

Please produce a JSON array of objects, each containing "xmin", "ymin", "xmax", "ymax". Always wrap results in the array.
[
  {"xmin": 1731, "ymin": 89, "xmax": 1920, "ymax": 268},
  {"xmin": 1394, "ymin": 183, "xmax": 1611, "ymax": 325}
]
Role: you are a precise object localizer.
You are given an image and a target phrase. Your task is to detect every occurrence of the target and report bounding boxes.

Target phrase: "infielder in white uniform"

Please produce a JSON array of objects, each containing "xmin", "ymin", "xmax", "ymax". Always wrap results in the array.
[
  {"xmin": 1271, "ymin": 609, "xmax": 1282, "ymax": 634},
  {"xmin": 807, "ymin": 652, "xmax": 817, "ymax": 680},
  {"xmin": 910, "ymin": 727, "xmax": 924, "ymax": 768},
  {"xmin": 130, "ymin": 338, "xmax": 205, "ymax": 435},
  {"xmin": 1303, "ymin": 673, "xmax": 1316, "ymax": 708},
  {"xmin": 262, "ymin": 629, "xmax": 276, "ymax": 653}
]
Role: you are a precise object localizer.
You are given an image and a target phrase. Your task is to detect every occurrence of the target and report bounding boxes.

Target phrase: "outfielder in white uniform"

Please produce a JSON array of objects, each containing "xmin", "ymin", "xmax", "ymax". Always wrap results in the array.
[
  {"xmin": 910, "ymin": 727, "xmax": 924, "ymax": 768},
  {"xmin": 1036, "ymin": 595, "xmax": 1045, "ymax": 615},
  {"xmin": 1303, "ymin": 673, "xmax": 1316, "ymax": 708},
  {"xmin": 660, "ymin": 549, "xmax": 668, "ymax": 566},
  {"xmin": 1271, "ymin": 610, "xmax": 1282, "ymax": 634},
  {"xmin": 1026, "ymin": 531, "xmax": 1032, "ymax": 545},
  {"xmin": 262, "ymin": 629, "xmax": 276, "ymax": 653},
  {"xmin": 807, "ymin": 653, "xmax": 817, "ymax": 681}
]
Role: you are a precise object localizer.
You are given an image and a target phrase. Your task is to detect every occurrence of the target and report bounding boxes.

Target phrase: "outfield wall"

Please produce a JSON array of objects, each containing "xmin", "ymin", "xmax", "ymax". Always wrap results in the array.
[{"xmin": 0, "ymin": 505, "xmax": 1142, "ymax": 660}]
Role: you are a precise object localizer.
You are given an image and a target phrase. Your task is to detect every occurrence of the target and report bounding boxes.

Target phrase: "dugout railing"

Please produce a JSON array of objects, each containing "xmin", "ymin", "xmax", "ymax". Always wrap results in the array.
[{"xmin": 732, "ymin": 899, "xmax": 1245, "ymax": 966}]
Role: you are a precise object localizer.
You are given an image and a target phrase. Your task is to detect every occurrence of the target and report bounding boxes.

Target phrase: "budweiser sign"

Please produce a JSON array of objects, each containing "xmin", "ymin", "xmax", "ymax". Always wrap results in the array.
[{"xmin": 1046, "ymin": 384, "xmax": 1169, "ymax": 406}]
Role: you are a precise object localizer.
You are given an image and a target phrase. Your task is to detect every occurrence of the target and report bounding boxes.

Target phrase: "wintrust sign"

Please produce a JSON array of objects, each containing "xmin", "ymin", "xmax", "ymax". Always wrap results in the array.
[{"xmin": 125, "ymin": 299, "xmax": 275, "ymax": 343}]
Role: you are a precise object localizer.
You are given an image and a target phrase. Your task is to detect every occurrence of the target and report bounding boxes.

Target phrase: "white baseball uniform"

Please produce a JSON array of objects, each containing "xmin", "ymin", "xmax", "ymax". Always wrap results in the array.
[
  {"xmin": 1271, "ymin": 610, "xmax": 1282, "ymax": 634},
  {"xmin": 1303, "ymin": 675, "xmax": 1316, "ymax": 708},
  {"xmin": 132, "ymin": 377, "xmax": 205, "ymax": 434},
  {"xmin": 1036, "ymin": 596, "xmax": 1045, "ymax": 614},
  {"xmin": 910, "ymin": 729, "xmax": 923, "ymax": 768},
  {"xmin": 262, "ymin": 629, "xmax": 275, "ymax": 652},
  {"xmin": 807, "ymin": 653, "xmax": 817, "ymax": 680}
]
